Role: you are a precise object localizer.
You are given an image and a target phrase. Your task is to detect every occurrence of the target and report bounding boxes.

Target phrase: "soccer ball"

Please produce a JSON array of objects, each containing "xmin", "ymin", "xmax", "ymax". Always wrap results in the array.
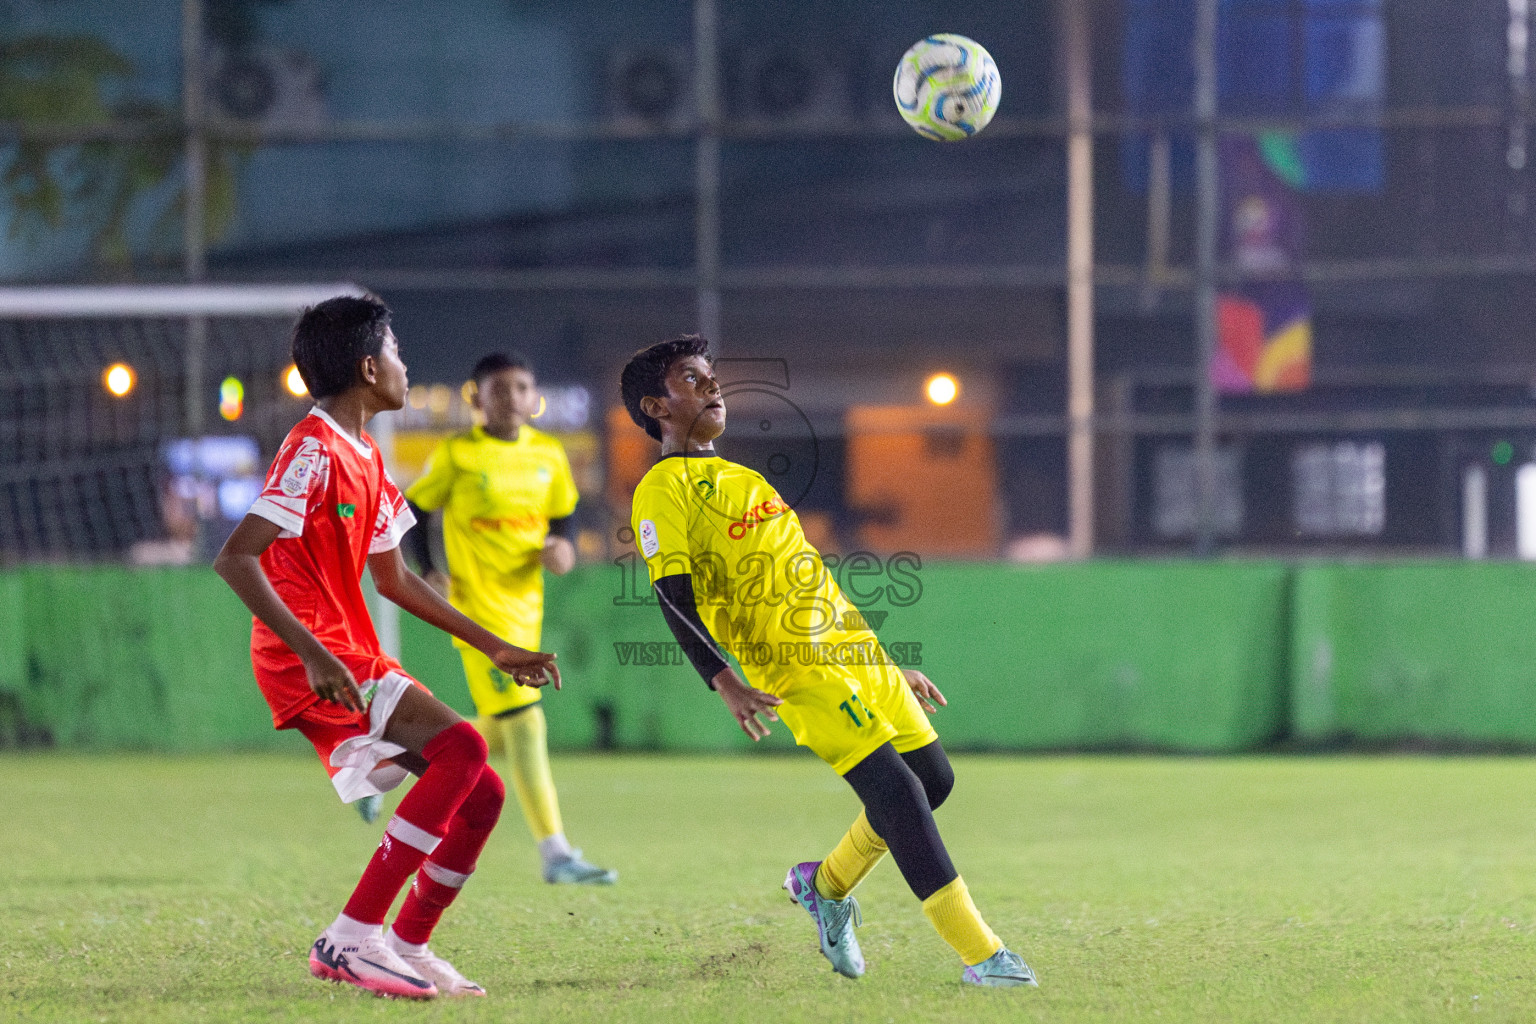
[{"xmin": 893, "ymin": 35, "xmax": 1001, "ymax": 141}]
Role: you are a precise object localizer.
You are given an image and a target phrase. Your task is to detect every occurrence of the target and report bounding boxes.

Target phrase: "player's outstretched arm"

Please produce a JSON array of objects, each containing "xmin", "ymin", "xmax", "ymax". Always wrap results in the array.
[
  {"xmin": 213, "ymin": 514, "xmax": 365, "ymax": 712},
  {"xmin": 368, "ymin": 546, "xmax": 560, "ymax": 689},
  {"xmin": 902, "ymin": 669, "xmax": 948, "ymax": 714},
  {"xmin": 710, "ymin": 666, "xmax": 784, "ymax": 741}
]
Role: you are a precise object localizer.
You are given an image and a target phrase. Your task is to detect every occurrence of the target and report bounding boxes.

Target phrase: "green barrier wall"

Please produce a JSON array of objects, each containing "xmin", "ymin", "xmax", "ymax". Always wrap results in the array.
[
  {"xmin": 0, "ymin": 561, "xmax": 1292, "ymax": 753},
  {"xmin": 403, "ymin": 560, "xmax": 1292, "ymax": 754},
  {"xmin": 1290, "ymin": 563, "xmax": 1536, "ymax": 744},
  {"xmin": 908, "ymin": 562, "xmax": 1291, "ymax": 751},
  {"xmin": 0, "ymin": 570, "xmax": 26, "ymax": 743},
  {"xmin": 0, "ymin": 566, "xmax": 303, "ymax": 752},
  {"xmin": 5, "ymin": 560, "xmax": 1531, "ymax": 752}
]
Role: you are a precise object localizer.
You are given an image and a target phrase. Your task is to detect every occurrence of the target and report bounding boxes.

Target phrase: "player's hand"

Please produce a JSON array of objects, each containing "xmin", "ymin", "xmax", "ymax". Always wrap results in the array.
[
  {"xmin": 902, "ymin": 669, "xmax": 947, "ymax": 713},
  {"xmin": 712, "ymin": 667, "xmax": 783, "ymax": 741},
  {"xmin": 423, "ymin": 569, "xmax": 450, "ymax": 598},
  {"xmin": 491, "ymin": 645, "xmax": 561, "ymax": 690},
  {"xmin": 541, "ymin": 536, "xmax": 576, "ymax": 576},
  {"xmin": 305, "ymin": 651, "xmax": 365, "ymax": 712}
]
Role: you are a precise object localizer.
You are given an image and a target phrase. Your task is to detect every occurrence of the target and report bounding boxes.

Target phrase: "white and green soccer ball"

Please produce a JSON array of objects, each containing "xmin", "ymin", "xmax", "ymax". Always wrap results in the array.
[{"xmin": 893, "ymin": 34, "xmax": 1001, "ymax": 141}]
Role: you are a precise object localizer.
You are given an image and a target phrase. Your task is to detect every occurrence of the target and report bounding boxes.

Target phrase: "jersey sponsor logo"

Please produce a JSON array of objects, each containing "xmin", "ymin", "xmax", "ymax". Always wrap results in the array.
[
  {"xmin": 278, "ymin": 436, "xmax": 327, "ymax": 497},
  {"xmin": 470, "ymin": 513, "xmax": 546, "ymax": 533},
  {"xmin": 727, "ymin": 496, "xmax": 790, "ymax": 540},
  {"xmin": 693, "ymin": 477, "xmax": 717, "ymax": 500},
  {"xmin": 639, "ymin": 519, "xmax": 660, "ymax": 557}
]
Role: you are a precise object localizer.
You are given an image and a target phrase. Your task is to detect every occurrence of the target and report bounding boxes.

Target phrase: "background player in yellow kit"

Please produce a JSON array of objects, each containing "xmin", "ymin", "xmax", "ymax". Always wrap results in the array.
[
  {"xmin": 620, "ymin": 336, "xmax": 1035, "ymax": 987},
  {"xmin": 403, "ymin": 352, "xmax": 616, "ymax": 885}
]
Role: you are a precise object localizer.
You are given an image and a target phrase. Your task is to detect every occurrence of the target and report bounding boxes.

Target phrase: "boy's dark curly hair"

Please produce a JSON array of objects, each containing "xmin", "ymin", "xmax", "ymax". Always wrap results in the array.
[
  {"xmin": 291, "ymin": 295, "xmax": 391, "ymax": 400},
  {"xmin": 471, "ymin": 351, "xmax": 532, "ymax": 385},
  {"xmin": 619, "ymin": 335, "xmax": 712, "ymax": 441}
]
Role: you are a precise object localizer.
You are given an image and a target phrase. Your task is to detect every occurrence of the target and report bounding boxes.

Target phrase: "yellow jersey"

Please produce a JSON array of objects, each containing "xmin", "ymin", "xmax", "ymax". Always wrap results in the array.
[
  {"xmin": 630, "ymin": 452, "xmax": 886, "ymax": 694},
  {"xmin": 406, "ymin": 424, "xmax": 577, "ymax": 648}
]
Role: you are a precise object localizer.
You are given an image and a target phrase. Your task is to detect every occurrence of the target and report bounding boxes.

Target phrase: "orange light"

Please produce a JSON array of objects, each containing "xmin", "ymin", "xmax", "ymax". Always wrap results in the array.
[
  {"xmin": 284, "ymin": 364, "xmax": 308, "ymax": 397},
  {"xmin": 925, "ymin": 373, "xmax": 958, "ymax": 406},
  {"xmin": 104, "ymin": 363, "xmax": 136, "ymax": 397}
]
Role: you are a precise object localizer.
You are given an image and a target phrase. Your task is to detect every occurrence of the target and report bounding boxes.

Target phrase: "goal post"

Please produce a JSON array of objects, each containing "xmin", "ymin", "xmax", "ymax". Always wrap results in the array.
[
  {"xmin": 0, "ymin": 283, "xmax": 368, "ymax": 319},
  {"xmin": 0, "ymin": 281, "xmax": 368, "ymax": 563}
]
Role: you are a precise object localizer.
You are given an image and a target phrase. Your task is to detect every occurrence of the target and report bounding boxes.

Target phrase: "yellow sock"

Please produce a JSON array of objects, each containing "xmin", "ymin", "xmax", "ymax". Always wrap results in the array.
[
  {"xmin": 921, "ymin": 877, "xmax": 1003, "ymax": 966},
  {"xmin": 814, "ymin": 810, "xmax": 888, "ymax": 900},
  {"xmin": 500, "ymin": 705, "xmax": 564, "ymax": 842}
]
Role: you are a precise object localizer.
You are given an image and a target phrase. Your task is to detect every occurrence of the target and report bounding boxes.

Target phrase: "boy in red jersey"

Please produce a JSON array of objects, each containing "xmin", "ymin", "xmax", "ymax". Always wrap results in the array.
[{"xmin": 215, "ymin": 296, "xmax": 559, "ymax": 1000}]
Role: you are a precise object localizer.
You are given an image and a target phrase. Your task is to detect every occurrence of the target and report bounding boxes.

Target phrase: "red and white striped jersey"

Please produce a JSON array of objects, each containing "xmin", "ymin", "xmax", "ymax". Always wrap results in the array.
[{"xmin": 246, "ymin": 407, "xmax": 414, "ymax": 726}]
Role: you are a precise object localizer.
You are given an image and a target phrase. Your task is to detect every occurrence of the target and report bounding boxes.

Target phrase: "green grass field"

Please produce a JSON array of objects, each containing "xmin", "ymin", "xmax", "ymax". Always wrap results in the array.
[{"xmin": 7, "ymin": 752, "xmax": 1536, "ymax": 1022}]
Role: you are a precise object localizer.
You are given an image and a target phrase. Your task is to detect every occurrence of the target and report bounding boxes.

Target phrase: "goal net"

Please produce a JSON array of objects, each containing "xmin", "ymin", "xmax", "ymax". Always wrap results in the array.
[{"xmin": 0, "ymin": 284, "xmax": 365, "ymax": 563}]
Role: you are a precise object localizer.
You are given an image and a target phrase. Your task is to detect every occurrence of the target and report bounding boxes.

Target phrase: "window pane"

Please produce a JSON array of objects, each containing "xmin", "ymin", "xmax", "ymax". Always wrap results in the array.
[
  {"xmin": 1293, "ymin": 442, "xmax": 1386, "ymax": 537},
  {"xmin": 1153, "ymin": 445, "xmax": 1245, "ymax": 539}
]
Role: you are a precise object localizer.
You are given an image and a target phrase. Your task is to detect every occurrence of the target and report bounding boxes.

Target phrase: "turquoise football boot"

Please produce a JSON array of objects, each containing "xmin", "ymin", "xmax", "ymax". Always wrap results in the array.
[
  {"xmin": 962, "ymin": 947, "xmax": 1037, "ymax": 988},
  {"xmin": 783, "ymin": 861, "xmax": 865, "ymax": 979},
  {"xmin": 543, "ymin": 849, "xmax": 618, "ymax": 885}
]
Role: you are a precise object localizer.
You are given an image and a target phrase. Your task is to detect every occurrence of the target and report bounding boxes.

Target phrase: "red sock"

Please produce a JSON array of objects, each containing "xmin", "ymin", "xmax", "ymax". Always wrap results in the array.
[
  {"xmin": 392, "ymin": 766, "xmax": 505, "ymax": 945},
  {"xmin": 342, "ymin": 721, "xmax": 488, "ymax": 925}
]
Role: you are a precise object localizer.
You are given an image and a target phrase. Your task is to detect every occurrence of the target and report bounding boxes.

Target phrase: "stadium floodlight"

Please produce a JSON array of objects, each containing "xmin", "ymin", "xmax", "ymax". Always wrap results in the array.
[
  {"xmin": 284, "ymin": 364, "xmax": 308, "ymax": 396},
  {"xmin": 925, "ymin": 372, "xmax": 959, "ymax": 406},
  {"xmin": 103, "ymin": 362, "xmax": 136, "ymax": 397}
]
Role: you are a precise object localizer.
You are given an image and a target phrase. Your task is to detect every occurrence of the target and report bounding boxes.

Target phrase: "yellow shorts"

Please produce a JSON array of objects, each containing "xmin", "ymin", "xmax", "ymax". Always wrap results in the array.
[
  {"xmin": 773, "ymin": 661, "xmax": 938, "ymax": 775},
  {"xmin": 458, "ymin": 644, "xmax": 543, "ymax": 718}
]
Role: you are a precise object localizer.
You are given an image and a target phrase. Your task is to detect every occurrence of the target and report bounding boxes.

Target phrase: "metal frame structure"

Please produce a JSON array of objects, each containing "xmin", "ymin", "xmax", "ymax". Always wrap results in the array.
[
  {"xmin": 0, "ymin": 0, "xmax": 1532, "ymax": 556},
  {"xmin": 1193, "ymin": 0, "xmax": 1221, "ymax": 555}
]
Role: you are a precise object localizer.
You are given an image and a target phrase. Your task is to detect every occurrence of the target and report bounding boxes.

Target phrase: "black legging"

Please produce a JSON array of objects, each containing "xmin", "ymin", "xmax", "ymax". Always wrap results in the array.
[{"xmin": 840, "ymin": 739, "xmax": 958, "ymax": 901}]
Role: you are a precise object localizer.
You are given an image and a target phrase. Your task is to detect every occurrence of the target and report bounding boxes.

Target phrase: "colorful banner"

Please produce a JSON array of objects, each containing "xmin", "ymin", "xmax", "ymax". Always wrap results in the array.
[{"xmin": 1214, "ymin": 134, "xmax": 1312, "ymax": 394}]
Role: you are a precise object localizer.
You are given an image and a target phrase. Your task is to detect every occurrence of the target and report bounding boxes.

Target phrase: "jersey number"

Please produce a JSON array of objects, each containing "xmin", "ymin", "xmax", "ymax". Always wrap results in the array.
[{"xmin": 839, "ymin": 694, "xmax": 876, "ymax": 728}]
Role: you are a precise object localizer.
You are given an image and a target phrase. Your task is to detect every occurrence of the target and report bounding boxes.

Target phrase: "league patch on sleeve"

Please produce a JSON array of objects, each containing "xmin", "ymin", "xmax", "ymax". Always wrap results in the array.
[
  {"xmin": 639, "ymin": 519, "xmax": 660, "ymax": 558},
  {"xmin": 278, "ymin": 437, "xmax": 327, "ymax": 497}
]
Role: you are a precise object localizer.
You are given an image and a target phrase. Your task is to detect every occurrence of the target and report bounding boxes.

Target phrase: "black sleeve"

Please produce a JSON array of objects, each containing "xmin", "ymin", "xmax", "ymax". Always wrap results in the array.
[
  {"xmin": 402, "ymin": 501, "xmax": 436, "ymax": 575},
  {"xmin": 653, "ymin": 573, "xmax": 730, "ymax": 689},
  {"xmin": 547, "ymin": 514, "xmax": 574, "ymax": 540}
]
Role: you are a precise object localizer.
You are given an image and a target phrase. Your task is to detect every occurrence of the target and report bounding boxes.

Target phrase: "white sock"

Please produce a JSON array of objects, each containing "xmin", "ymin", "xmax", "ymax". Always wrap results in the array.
[
  {"xmin": 328, "ymin": 913, "xmax": 380, "ymax": 941},
  {"xmin": 539, "ymin": 833, "xmax": 574, "ymax": 863},
  {"xmin": 385, "ymin": 928, "xmax": 428, "ymax": 956}
]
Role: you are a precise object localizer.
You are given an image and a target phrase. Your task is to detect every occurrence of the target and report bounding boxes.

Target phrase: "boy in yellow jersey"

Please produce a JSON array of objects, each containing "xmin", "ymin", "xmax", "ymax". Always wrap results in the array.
[
  {"xmin": 619, "ymin": 336, "xmax": 1035, "ymax": 987},
  {"xmin": 403, "ymin": 352, "xmax": 616, "ymax": 885}
]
